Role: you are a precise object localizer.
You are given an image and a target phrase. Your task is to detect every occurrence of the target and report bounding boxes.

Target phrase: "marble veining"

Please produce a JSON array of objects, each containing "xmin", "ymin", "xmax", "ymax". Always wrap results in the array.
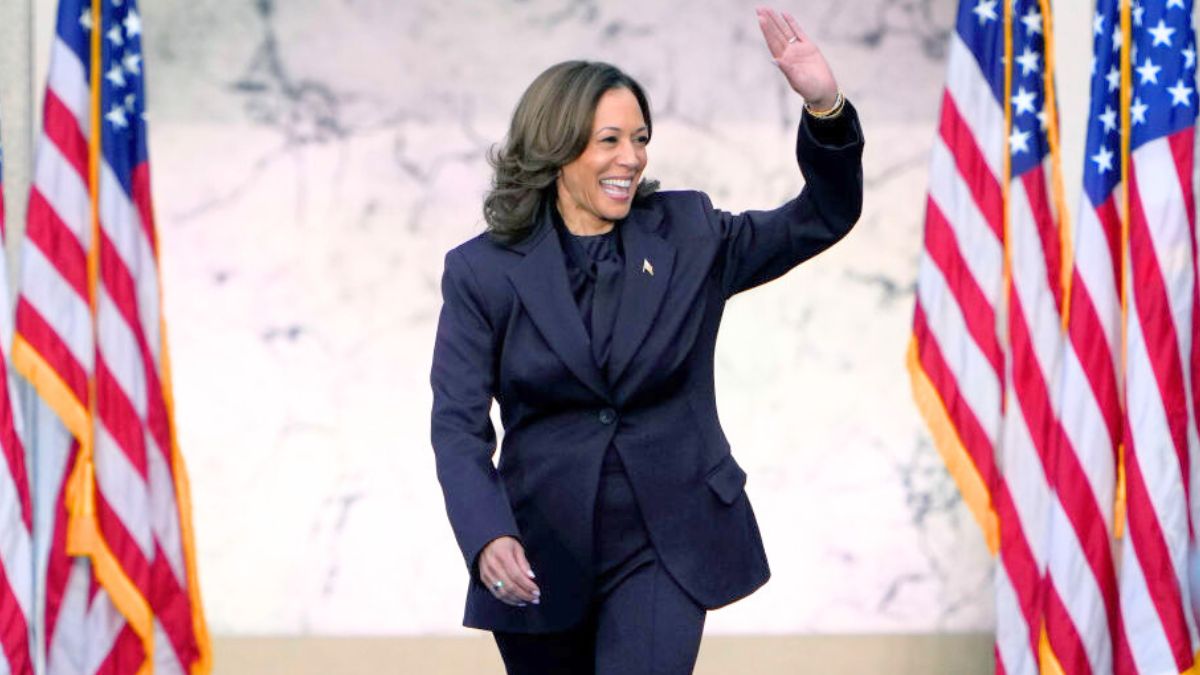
[{"xmin": 126, "ymin": 0, "xmax": 993, "ymax": 634}]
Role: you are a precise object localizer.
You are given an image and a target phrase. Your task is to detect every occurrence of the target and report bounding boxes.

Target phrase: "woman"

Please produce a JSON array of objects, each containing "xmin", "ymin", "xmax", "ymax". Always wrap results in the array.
[{"xmin": 431, "ymin": 7, "xmax": 863, "ymax": 674}]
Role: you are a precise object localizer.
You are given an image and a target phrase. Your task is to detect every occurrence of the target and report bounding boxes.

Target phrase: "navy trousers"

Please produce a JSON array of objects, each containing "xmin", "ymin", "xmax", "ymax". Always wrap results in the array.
[{"xmin": 493, "ymin": 449, "xmax": 707, "ymax": 674}]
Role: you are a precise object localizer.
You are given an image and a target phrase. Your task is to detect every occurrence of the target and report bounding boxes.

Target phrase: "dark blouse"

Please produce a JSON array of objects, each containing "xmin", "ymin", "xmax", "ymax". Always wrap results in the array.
[{"xmin": 553, "ymin": 208, "xmax": 624, "ymax": 378}]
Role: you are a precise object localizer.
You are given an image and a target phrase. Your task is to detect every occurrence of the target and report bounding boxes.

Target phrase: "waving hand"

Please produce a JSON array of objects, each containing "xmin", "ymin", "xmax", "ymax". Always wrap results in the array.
[{"xmin": 756, "ymin": 7, "xmax": 840, "ymax": 111}]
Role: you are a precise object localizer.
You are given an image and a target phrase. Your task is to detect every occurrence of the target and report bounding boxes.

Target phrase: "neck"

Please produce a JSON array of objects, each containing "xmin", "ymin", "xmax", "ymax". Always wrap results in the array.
[{"xmin": 555, "ymin": 193, "xmax": 613, "ymax": 236}]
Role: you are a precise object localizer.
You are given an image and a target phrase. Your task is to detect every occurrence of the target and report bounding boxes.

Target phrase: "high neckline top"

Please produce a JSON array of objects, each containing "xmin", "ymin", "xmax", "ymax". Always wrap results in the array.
[{"xmin": 553, "ymin": 206, "xmax": 624, "ymax": 377}]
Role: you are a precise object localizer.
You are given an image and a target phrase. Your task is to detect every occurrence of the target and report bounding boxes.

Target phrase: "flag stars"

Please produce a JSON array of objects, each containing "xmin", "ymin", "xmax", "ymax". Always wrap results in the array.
[
  {"xmin": 1097, "ymin": 104, "xmax": 1117, "ymax": 132},
  {"xmin": 1021, "ymin": 7, "xmax": 1043, "ymax": 35},
  {"xmin": 79, "ymin": 8, "xmax": 92, "ymax": 32},
  {"xmin": 123, "ymin": 9, "xmax": 141, "ymax": 38},
  {"xmin": 106, "ymin": 24, "xmax": 123, "ymax": 47},
  {"xmin": 1148, "ymin": 19, "xmax": 1176, "ymax": 47},
  {"xmin": 1136, "ymin": 57, "xmax": 1161, "ymax": 85},
  {"xmin": 1106, "ymin": 65, "xmax": 1120, "ymax": 92},
  {"xmin": 1132, "ymin": 2, "xmax": 1144, "ymax": 26},
  {"xmin": 973, "ymin": 0, "xmax": 998, "ymax": 24},
  {"xmin": 1184, "ymin": 44, "xmax": 1196, "ymax": 69},
  {"xmin": 1036, "ymin": 108, "xmax": 1049, "ymax": 132},
  {"xmin": 124, "ymin": 93, "xmax": 137, "ymax": 112},
  {"xmin": 1112, "ymin": 26, "xmax": 1122, "ymax": 52},
  {"xmin": 1011, "ymin": 86, "xmax": 1038, "ymax": 115},
  {"xmin": 105, "ymin": 104, "xmax": 128, "ymax": 130},
  {"xmin": 1131, "ymin": 96, "xmax": 1149, "ymax": 124},
  {"xmin": 1016, "ymin": 46, "xmax": 1041, "ymax": 76},
  {"xmin": 1091, "ymin": 145, "xmax": 1115, "ymax": 174},
  {"xmin": 105, "ymin": 63, "xmax": 126, "ymax": 88},
  {"xmin": 122, "ymin": 52, "xmax": 141, "ymax": 76},
  {"xmin": 1168, "ymin": 0, "xmax": 1185, "ymax": 8},
  {"xmin": 1093, "ymin": 13, "xmax": 1104, "ymax": 36},
  {"xmin": 1168, "ymin": 78, "xmax": 1193, "ymax": 106},
  {"xmin": 1009, "ymin": 127, "xmax": 1032, "ymax": 155}
]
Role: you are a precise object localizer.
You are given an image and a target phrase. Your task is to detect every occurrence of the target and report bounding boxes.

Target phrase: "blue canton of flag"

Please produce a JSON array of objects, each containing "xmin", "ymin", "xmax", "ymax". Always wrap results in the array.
[
  {"xmin": 1008, "ymin": 0, "xmax": 1054, "ymax": 176},
  {"xmin": 1084, "ymin": 0, "xmax": 1124, "ymax": 204},
  {"xmin": 1128, "ymin": 0, "xmax": 1196, "ymax": 148},
  {"xmin": 1085, "ymin": 0, "xmax": 1197, "ymax": 205},
  {"xmin": 957, "ymin": 0, "xmax": 1054, "ymax": 175},
  {"xmin": 99, "ymin": 0, "xmax": 147, "ymax": 195}
]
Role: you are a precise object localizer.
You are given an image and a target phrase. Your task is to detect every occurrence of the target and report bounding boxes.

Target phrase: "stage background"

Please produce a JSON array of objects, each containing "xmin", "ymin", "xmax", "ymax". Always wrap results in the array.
[{"xmin": 0, "ymin": 0, "xmax": 1110, "ymax": 671}]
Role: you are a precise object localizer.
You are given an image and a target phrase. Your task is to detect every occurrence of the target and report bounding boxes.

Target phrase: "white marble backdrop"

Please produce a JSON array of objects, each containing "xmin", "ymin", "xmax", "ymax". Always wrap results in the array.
[{"xmin": 112, "ymin": 0, "xmax": 1001, "ymax": 635}]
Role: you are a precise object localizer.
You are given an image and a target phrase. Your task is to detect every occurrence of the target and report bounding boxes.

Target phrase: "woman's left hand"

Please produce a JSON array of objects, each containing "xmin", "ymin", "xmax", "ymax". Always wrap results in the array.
[{"xmin": 755, "ymin": 7, "xmax": 839, "ymax": 111}]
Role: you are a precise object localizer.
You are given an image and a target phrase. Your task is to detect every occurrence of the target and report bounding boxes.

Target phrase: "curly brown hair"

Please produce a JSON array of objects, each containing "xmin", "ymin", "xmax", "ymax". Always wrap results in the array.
[{"xmin": 484, "ymin": 61, "xmax": 659, "ymax": 243}]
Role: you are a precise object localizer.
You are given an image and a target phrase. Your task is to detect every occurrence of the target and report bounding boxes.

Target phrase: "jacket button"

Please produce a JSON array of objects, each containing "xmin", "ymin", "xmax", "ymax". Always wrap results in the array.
[{"xmin": 598, "ymin": 408, "xmax": 616, "ymax": 425}]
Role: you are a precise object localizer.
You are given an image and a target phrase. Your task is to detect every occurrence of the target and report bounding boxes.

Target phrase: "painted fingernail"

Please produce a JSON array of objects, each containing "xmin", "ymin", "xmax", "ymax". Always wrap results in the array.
[
  {"xmin": 533, "ymin": 590, "xmax": 541, "ymax": 598},
  {"xmin": 526, "ymin": 569, "xmax": 536, "ymax": 579},
  {"xmin": 532, "ymin": 598, "xmax": 541, "ymax": 605}
]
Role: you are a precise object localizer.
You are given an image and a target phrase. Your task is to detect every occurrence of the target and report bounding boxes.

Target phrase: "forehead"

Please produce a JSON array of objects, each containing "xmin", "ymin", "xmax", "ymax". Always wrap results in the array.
[{"xmin": 592, "ymin": 88, "xmax": 645, "ymax": 129}]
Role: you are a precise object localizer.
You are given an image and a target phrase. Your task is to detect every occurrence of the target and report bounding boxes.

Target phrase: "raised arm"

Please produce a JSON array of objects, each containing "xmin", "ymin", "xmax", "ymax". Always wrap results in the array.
[{"xmin": 709, "ymin": 8, "xmax": 864, "ymax": 297}]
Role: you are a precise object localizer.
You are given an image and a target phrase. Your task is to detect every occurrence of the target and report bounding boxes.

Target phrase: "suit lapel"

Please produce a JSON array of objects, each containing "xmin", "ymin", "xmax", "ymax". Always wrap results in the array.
[
  {"xmin": 608, "ymin": 206, "xmax": 675, "ymax": 384},
  {"xmin": 506, "ymin": 214, "xmax": 610, "ymax": 401}
]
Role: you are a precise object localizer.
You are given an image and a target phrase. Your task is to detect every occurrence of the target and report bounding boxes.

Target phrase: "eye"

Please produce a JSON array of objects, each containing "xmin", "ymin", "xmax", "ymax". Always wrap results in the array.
[
  {"xmin": 599, "ymin": 136, "xmax": 618, "ymax": 144},
  {"xmin": 634, "ymin": 135, "xmax": 650, "ymax": 145}
]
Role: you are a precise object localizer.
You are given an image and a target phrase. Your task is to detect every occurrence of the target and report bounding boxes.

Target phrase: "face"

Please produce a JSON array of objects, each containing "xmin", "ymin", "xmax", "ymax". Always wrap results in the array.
[{"xmin": 556, "ymin": 87, "xmax": 648, "ymax": 231}]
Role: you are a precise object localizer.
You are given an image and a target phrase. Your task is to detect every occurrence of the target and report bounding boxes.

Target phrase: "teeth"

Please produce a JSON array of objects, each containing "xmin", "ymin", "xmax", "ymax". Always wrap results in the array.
[{"xmin": 601, "ymin": 179, "xmax": 632, "ymax": 188}]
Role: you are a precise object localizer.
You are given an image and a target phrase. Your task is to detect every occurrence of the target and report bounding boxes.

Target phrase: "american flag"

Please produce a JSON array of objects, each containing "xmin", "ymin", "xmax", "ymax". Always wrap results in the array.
[
  {"xmin": 0, "ymin": 113, "xmax": 35, "ymax": 675},
  {"xmin": 14, "ymin": 0, "xmax": 210, "ymax": 672},
  {"xmin": 914, "ymin": 0, "xmax": 1100, "ymax": 671},
  {"xmin": 911, "ymin": 0, "xmax": 1200, "ymax": 671},
  {"xmin": 1107, "ymin": 0, "xmax": 1200, "ymax": 672}
]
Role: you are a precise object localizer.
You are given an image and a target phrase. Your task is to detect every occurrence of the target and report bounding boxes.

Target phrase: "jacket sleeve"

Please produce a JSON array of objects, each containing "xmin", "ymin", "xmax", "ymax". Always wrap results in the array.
[
  {"xmin": 430, "ymin": 248, "xmax": 520, "ymax": 574},
  {"xmin": 707, "ymin": 100, "xmax": 864, "ymax": 298}
]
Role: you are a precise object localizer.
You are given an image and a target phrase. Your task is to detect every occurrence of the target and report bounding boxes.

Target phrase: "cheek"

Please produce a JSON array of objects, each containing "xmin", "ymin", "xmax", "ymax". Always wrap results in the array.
[{"xmin": 561, "ymin": 166, "xmax": 588, "ymax": 196}]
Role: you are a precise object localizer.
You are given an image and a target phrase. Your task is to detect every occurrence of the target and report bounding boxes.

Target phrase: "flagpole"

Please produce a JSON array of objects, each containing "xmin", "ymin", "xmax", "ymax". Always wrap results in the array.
[{"xmin": 1113, "ymin": 0, "xmax": 1132, "ymax": 543}]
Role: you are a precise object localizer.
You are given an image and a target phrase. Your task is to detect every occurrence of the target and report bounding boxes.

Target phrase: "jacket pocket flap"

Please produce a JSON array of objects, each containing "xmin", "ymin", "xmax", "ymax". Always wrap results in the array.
[{"xmin": 705, "ymin": 455, "xmax": 747, "ymax": 505}]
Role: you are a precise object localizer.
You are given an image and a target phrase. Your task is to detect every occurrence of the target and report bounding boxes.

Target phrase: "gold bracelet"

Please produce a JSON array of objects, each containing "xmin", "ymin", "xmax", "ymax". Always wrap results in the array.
[{"xmin": 805, "ymin": 90, "xmax": 845, "ymax": 120}]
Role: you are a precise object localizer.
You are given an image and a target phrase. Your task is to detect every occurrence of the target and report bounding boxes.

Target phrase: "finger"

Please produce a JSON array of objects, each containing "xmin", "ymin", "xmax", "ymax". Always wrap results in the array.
[
  {"xmin": 764, "ymin": 8, "xmax": 796, "ymax": 45},
  {"xmin": 501, "ymin": 548, "xmax": 540, "ymax": 602},
  {"xmin": 480, "ymin": 558, "xmax": 519, "ymax": 604},
  {"xmin": 512, "ymin": 545, "xmax": 537, "ymax": 581},
  {"xmin": 483, "ymin": 569, "xmax": 527, "ymax": 606},
  {"xmin": 511, "ymin": 546, "xmax": 542, "ymax": 601},
  {"xmin": 755, "ymin": 8, "xmax": 787, "ymax": 57},
  {"xmin": 782, "ymin": 12, "xmax": 811, "ymax": 44}
]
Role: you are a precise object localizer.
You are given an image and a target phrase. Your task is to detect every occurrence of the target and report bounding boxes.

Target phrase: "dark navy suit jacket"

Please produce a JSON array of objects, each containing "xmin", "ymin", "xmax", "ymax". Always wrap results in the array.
[{"xmin": 431, "ymin": 104, "xmax": 864, "ymax": 633}]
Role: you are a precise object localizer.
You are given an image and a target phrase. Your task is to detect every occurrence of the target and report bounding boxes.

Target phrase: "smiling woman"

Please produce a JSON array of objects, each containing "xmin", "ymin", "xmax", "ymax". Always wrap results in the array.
[
  {"xmin": 431, "ymin": 7, "xmax": 864, "ymax": 674},
  {"xmin": 482, "ymin": 61, "xmax": 660, "ymax": 242},
  {"xmin": 556, "ymin": 88, "xmax": 650, "ymax": 234}
]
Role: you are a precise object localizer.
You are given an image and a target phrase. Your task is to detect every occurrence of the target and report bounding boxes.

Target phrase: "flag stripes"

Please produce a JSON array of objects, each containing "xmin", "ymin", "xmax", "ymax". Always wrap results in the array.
[
  {"xmin": 13, "ymin": 0, "xmax": 209, "ymax": 672},
  {"xmin": 913, "ymin": 0, "xmax": 1200, "ymax": 672}
]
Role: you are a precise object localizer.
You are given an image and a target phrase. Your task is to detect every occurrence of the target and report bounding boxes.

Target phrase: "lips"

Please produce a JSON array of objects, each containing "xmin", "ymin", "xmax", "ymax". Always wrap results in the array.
[{"xmin": 600, "ymin": 177, "xmax": 633, "ymax": 200}]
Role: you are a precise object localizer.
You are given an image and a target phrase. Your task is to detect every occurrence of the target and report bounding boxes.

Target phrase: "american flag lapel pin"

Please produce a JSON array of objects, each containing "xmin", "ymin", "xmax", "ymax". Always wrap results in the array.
[{"xmin": 642, "ymin": 258, "xmax": 654, "ymax": 276}]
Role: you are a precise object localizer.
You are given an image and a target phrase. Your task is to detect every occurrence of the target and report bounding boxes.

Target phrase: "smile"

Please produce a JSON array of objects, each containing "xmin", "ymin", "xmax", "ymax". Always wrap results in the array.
[{"xmin": 600, "ymin": 178, "xmax": 633, "ymax": 200}]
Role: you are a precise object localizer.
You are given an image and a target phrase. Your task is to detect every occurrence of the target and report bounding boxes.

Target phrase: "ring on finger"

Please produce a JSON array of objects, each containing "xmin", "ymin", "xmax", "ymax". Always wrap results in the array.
[
  {"xmin": 787, "ymin": 36, "xmax": 798, "ymax": 43},
  {"xmin": 492, "ymin": 579, "xmax": 504, "ymax": 592}
]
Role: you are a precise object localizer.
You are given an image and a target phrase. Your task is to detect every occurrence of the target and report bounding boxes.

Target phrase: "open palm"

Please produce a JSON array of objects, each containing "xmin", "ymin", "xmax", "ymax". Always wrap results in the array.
[{"xmin": 756, "ymin": 7, "xmax": 839, "ymax": 109}]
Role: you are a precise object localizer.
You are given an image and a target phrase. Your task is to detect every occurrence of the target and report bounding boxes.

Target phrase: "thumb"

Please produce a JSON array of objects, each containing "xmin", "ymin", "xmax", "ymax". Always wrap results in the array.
[{"xmin": 512, "ymin": 543, "xmax": 536, "ymax": 579}]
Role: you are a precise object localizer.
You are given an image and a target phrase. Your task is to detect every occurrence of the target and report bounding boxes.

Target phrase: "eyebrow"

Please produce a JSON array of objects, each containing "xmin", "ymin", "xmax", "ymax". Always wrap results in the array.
[{"xmin": 596, "ymin": 126, "xmax": 649, "ymax": 134}]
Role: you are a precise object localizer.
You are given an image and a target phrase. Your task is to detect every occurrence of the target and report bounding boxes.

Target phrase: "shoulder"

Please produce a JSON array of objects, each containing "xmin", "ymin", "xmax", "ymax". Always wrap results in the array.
[
  {"xmin": 636, "ymin": 189, "xmax": 712, "ymax": 212},
  {"xmin": 445, "ymin": 231, "xmax": 518, "ymax": 273},
  {"xmin": 441, "ymin": 231, "xmax": 527, "ymax": 312},
  {"xmin": 633, "ymin": 189, "xmax": 721, "ymax": 240}
]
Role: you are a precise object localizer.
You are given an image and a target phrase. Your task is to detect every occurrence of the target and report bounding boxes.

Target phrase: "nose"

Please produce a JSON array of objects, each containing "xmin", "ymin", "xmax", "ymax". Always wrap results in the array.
[{"xmin": 617, "ymin": 139, "xmax": 642, "ymax": 169}]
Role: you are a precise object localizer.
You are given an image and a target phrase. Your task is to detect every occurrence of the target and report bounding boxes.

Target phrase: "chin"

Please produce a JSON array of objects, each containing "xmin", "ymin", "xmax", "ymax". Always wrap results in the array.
[{"xmin": 601, "ymin": 204, "xmax": 633, "ymax": 221}]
